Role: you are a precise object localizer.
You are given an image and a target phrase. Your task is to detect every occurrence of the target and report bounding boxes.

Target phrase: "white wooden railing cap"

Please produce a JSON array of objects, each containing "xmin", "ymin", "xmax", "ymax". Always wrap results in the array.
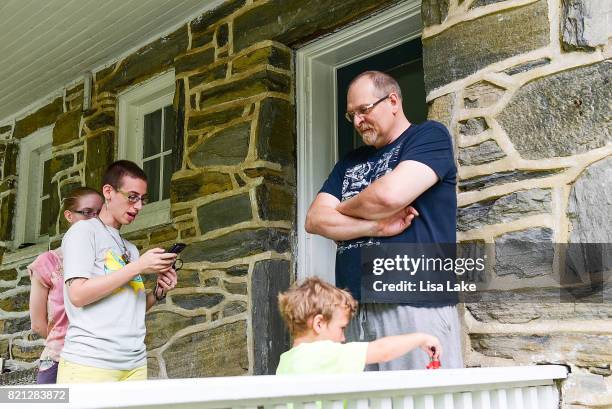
[{"xmin": 2, "ymin": 365, "xmax": 568, "ymax": 409}]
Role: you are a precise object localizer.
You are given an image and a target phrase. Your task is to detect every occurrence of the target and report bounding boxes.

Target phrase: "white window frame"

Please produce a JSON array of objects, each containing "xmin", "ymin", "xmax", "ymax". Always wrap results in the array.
[
  {"xmin": 295, "ymin": 1, "xmax": 422, "ymax": 282},
  {"xmin": 14, "ymin": 126, "xmax": 53, "ymax": 247},
  {"xmin": 37, "ymin": 148, "xmax": 52, "ymax": 237},
  {"xmin": 117, "ymin": 70, "xmax": 175, "ymax": 233}
]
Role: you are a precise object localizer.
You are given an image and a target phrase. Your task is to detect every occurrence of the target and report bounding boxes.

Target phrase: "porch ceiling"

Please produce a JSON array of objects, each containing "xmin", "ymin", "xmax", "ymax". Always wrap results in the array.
[{"xmin": 0, "ymin": 0, "xmax": 222, "ymax": 122}]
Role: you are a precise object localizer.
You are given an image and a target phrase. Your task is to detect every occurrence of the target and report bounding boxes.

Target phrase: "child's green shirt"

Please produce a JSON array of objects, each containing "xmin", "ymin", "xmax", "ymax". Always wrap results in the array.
[{"xmin": 276, "ymin": 340, "xmax": 369, "ymax": 374}]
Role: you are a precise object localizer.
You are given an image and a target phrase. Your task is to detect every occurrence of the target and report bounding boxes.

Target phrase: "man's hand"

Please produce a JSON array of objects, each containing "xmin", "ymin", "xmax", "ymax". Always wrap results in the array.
[
  {"xmin": 374, "ymin": 206, "xmax": 419, "ymax": 237},
  {"xmin": 136, "ymin": 248, "xmax": 176, "ymax": 275}
]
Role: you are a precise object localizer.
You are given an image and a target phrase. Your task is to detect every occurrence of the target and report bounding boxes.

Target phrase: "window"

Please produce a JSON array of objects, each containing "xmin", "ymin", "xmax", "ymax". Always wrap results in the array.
[
  {"xmin": 14, "ymin": 126, "xmax": 53, "ymax": 247},
  {"xmin": 118, "ymin": 71, "xmax": 176, "ymax": 233},
  {"xmin": 142, "ymin": 105, "xmax": 176, "ymax": 202},
  {"xmin": 37, "ymin": 151, "xmax": 52, "ymax": 237}
]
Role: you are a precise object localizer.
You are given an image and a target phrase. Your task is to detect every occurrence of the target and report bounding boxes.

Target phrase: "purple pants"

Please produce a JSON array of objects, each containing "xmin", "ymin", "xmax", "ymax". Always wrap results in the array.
[{"xmin": 37, "ymin": 360, "xmax": 59, "ymax": 384}]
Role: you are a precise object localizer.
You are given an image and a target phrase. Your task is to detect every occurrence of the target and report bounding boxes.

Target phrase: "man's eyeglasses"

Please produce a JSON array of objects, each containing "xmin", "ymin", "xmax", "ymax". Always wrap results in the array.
[
  {"xmin": 116, "ymin": 189, "xmax": 149, "ymax": 205},
  {"xmin": 345, "ymin": 94, "xmax": 390, "ymax": 123},
  {"xmin": 72, "ymin": 209, "xmax": 99, "ymax": 218}
]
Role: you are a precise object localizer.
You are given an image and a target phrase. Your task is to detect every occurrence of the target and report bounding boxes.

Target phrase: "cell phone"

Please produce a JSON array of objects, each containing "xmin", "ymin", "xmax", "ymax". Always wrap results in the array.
[{"xmin": 166, "ymin": 243, "xmax": 187, "ymax": 254}]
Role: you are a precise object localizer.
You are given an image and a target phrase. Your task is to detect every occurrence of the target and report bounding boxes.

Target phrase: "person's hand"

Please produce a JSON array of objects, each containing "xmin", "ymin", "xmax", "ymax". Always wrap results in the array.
[
  {"xmin": 375, "ymin": 206, "xmax": 419, "ymax": 237},
  {"xmin": 137, "ymin": 248, "xmax": 176, "ymax": 274},
  {"xmin": 154, "ymin": 269, "xmax": 177, "ymax": 299},
  {"xmin": 419, "ymin": 334, "xmax": 442, "ymax": 360}
]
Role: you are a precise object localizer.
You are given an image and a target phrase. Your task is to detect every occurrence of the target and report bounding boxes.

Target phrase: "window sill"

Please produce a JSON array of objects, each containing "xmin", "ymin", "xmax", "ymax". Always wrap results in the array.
[
  {"xmin": 120, "ymin": 199, "xmax": 171, "ymax": 234},
  {"xmin": 2, "ymin": 242, "xmax": 49, "ymax": 265}
]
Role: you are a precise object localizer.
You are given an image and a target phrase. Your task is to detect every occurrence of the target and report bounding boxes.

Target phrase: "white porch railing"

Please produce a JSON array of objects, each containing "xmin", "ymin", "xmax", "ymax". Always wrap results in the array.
[{"xmin": 2, "ymin": 365, "xmax": 568, "ymax": 409}]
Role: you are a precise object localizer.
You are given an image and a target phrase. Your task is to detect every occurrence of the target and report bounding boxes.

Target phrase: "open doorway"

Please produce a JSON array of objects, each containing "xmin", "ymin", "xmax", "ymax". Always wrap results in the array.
[{"xmin": 296, "ymin": 1, "xmax": 423, "ymax": 282}]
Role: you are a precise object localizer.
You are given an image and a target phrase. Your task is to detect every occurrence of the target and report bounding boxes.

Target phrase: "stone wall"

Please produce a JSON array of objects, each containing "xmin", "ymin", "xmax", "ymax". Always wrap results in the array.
[
  {"xmin": 423, "ymin": 0, "xmax": 611, "ymax": 406},
  {"xmin": 0, "ymin": 0, "xmax": 402, "ymax": 382}
]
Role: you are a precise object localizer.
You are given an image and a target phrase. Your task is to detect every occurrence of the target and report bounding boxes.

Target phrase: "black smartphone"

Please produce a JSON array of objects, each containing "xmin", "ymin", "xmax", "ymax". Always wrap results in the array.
[{"xmin": 166, "ymin": 243, "xmax": 187, "ymax": 254}]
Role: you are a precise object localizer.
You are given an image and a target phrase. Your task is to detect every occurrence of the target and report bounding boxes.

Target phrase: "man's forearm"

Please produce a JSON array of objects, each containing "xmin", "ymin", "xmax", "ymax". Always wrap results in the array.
[
  {"xmin": 338, "ymin": 161, "xmax": 438, "ymax": 220},
  {"xmin": 305, "ymin": 204, "xmax": 380, "ymax": 241},
  {"xmin": 337, "ymin": 182, "xmax": 399, "ymax": 220}
]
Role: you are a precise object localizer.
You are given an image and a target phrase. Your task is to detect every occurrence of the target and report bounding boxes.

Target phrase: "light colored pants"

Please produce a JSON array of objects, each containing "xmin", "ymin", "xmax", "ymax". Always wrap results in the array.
[
  {"xmin": 346, "ymin": 303, "xmax": 463, "ymax": 370},
  {"xmin": 57, "ymin": 358, "xmax": 147, "ymax": 383}
]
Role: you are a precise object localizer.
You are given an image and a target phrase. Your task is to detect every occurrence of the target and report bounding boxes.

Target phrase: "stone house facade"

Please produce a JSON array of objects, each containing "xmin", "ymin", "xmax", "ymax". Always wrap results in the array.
[{"xmin": 0, "ymin": 0, "xmax": 610, "ymax": 406}]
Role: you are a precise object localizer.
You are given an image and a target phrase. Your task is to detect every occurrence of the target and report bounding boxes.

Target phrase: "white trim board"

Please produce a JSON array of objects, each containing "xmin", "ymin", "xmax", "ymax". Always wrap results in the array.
[
  {"xmin": 117, "ymin": 70, "xmax": 175, "ymax": 234},
  {"xmin": 295, "ymin": 1, "xmax": 422, "ymax": 282},
  {"xmin": 13, "ymin": 126, "xmax": 53, "ymax": 247}
]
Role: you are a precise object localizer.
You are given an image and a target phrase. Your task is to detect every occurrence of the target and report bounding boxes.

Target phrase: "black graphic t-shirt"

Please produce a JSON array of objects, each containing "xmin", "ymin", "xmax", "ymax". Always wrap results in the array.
[{"xmin": 320, "ymin": 121, "xmax": 457, "ymax": 304}]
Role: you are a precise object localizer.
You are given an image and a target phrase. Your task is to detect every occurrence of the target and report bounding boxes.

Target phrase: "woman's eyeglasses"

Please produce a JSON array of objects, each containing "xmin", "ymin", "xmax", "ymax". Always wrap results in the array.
[{"xmin": 72, "ymin": 209, "xmax": 99, "ymax": 218}]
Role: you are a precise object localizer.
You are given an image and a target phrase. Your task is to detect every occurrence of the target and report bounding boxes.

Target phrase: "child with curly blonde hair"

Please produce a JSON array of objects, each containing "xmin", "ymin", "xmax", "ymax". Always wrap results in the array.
[{"xmin": 276, "ymin": 277, "xmax": 441, "ymax": 374}]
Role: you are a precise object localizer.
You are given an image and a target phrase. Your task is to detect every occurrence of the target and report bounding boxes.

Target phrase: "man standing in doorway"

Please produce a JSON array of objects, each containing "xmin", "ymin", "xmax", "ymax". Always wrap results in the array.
[{"xmin": 305, "ymin": 71, "xmax": 462, "ymax": 370}]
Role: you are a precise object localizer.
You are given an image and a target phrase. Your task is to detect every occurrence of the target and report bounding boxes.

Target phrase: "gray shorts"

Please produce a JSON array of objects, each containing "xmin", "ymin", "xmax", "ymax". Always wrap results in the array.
[{"xmin": 345, "ymin": 303, "xmax": 463, "ymax": 371}]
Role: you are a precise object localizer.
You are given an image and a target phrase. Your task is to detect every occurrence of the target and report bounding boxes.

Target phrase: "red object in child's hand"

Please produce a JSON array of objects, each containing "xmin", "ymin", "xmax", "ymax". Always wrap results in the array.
[
  {"xmin": 426, "ymin": 359, "xmax": 441, "ymax": 369},
  {"xmin": 426, "ymin": 347, "xmax": 440, "ymax": 369}
]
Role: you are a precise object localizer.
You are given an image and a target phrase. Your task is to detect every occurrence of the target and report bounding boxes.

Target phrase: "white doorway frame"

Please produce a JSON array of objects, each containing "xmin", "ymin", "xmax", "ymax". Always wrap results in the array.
[{"xmin": 296, "ymin": 0, "xmax": 422, "ymax": 282}]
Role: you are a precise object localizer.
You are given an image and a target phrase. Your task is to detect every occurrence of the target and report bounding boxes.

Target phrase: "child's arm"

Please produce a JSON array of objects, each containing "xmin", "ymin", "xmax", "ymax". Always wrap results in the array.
[
  {"xmin": 66, "ymin": 249, "xmax": 176, "ymax": 308},
  {"xmin": 366, "ymin": 333, "xmax": 441, "ymax": 364}
]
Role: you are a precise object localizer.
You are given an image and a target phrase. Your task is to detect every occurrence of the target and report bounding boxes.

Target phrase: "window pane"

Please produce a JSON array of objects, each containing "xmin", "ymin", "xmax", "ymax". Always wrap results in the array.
[
  {"xmin": 162, "ymin": 154, "xmax": 174, "ymax": 200},
  {"xmin": 163, "ymin": 105, "xmax": 176, "ymax": 151},
  {"xmin": 39, "ymin": 198, "xmax": 50, "ymax": 236},
  {"xmin": 143, "ymin": 158, "xmax": 160, "ymax": 203},
  {"xmin": 143, "ymin": 109, "xmax": 162, "ymax": 157},
  {"xmin": 42, "ymin": 159, "xmax": 52, "ymax": 196}
]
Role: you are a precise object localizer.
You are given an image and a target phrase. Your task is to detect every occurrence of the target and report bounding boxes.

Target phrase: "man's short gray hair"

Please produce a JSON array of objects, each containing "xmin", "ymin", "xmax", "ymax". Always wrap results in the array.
[{"xmin": 348, "ymin": 70, "xmax": 402, "ymax": 100}]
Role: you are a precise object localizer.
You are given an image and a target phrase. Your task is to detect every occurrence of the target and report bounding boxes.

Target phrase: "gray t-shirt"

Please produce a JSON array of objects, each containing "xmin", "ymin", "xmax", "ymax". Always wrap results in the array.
[{"xmin": 61, "ymin": 218, "xmax": 145, "ymax": 370}]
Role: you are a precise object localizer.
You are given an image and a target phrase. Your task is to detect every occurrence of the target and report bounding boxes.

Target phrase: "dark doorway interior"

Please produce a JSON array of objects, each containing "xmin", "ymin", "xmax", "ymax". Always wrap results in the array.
[{"xmin": 336, "ymin": 38, "xmax": 426, "ymax": 159}]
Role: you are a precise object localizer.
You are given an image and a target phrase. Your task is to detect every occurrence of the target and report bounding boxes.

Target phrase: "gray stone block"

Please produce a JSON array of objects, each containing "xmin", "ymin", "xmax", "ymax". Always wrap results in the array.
[
  {"xmin": 494, "ymin": 227, "xmax": 554, "ymax": 278},
  {"xmin": 427, "ymin": 93, "xmax": 455, "ymax": 129},
  {"xmin": 251, "ymin": 259, "xmax": 291, "ymax": 375},
  {"xmin": 503, "ymin": 58, "xmax": 551, "ymax": 75},
  {"xmin": 465, "ymin": 285, "xmax": 612, "ymax": 322},
  {"xmin": 162, "ymin": 321, "xmax": 248, "ymax": 378},
  {"xmin": 568, "ymin": 156, "xmax": 612, "ymax": 243},
  {"xmin": 471, "ymin": 333, "xmax": 611, "ymax": 368},
  {"xmin": 458, "ymin": 140, "xmax": 506, "ymax": 166},
  {"xmin": 256, "ymin": 98, "xmax": 295, "ymax": 166},
  {"xmin": 458, "ymin": 189, "xmax": 551, "ymax": 231},
  {"xmin": 459, "ymin": 118, "xmax": 488, "ymax": 136},
  {"xmin": 562, "ymin": 0, "xmax": 609, "ymax": 50},
  {"xmin": 0, "ymin": 367, "xmax": 37, "ymax": 385},
  {"xmin": 458, "ymin": 168, "xmax": 567, "ymax": 192},
  {"xmin": 172, "ymin": 293, "xmax": 225, "ymax": 310},
  {"xmin": 562, "ymin": 371, "xmax": 610, "ymax": 404},
  {"xmin": 423, "ymin": 0, "xmax": 549, "ymax": 91},
  {"xmin": 470, "ymin": 0, "xmax": 511, "ymax": 8},
  {"xmin": 196, "ymin": 193, "xmax": 253, "ymax": 234},
  {"xmin": 498, "ymin": 61, "xmax": 611, "ymax": 160},
  {"xmin": 421, "ymin": 0, "xmax": 450, "ymax": 27},
  {"xmin": 182, "ymin": 228, "xmax": 290, "ymax": 263},
  {"xmin": 464, "ymin": 81, "xmax": 505, "ymax": 109},
  {"xmin": 145, "ymin": 311, "xmax": 199, "ymax": 349}
]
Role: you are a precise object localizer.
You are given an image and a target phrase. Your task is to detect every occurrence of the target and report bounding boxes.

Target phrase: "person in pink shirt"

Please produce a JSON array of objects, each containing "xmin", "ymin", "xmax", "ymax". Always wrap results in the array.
[{"xmin": 28, "ymin": 187, "xmax": 104, "ymax": 384}]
